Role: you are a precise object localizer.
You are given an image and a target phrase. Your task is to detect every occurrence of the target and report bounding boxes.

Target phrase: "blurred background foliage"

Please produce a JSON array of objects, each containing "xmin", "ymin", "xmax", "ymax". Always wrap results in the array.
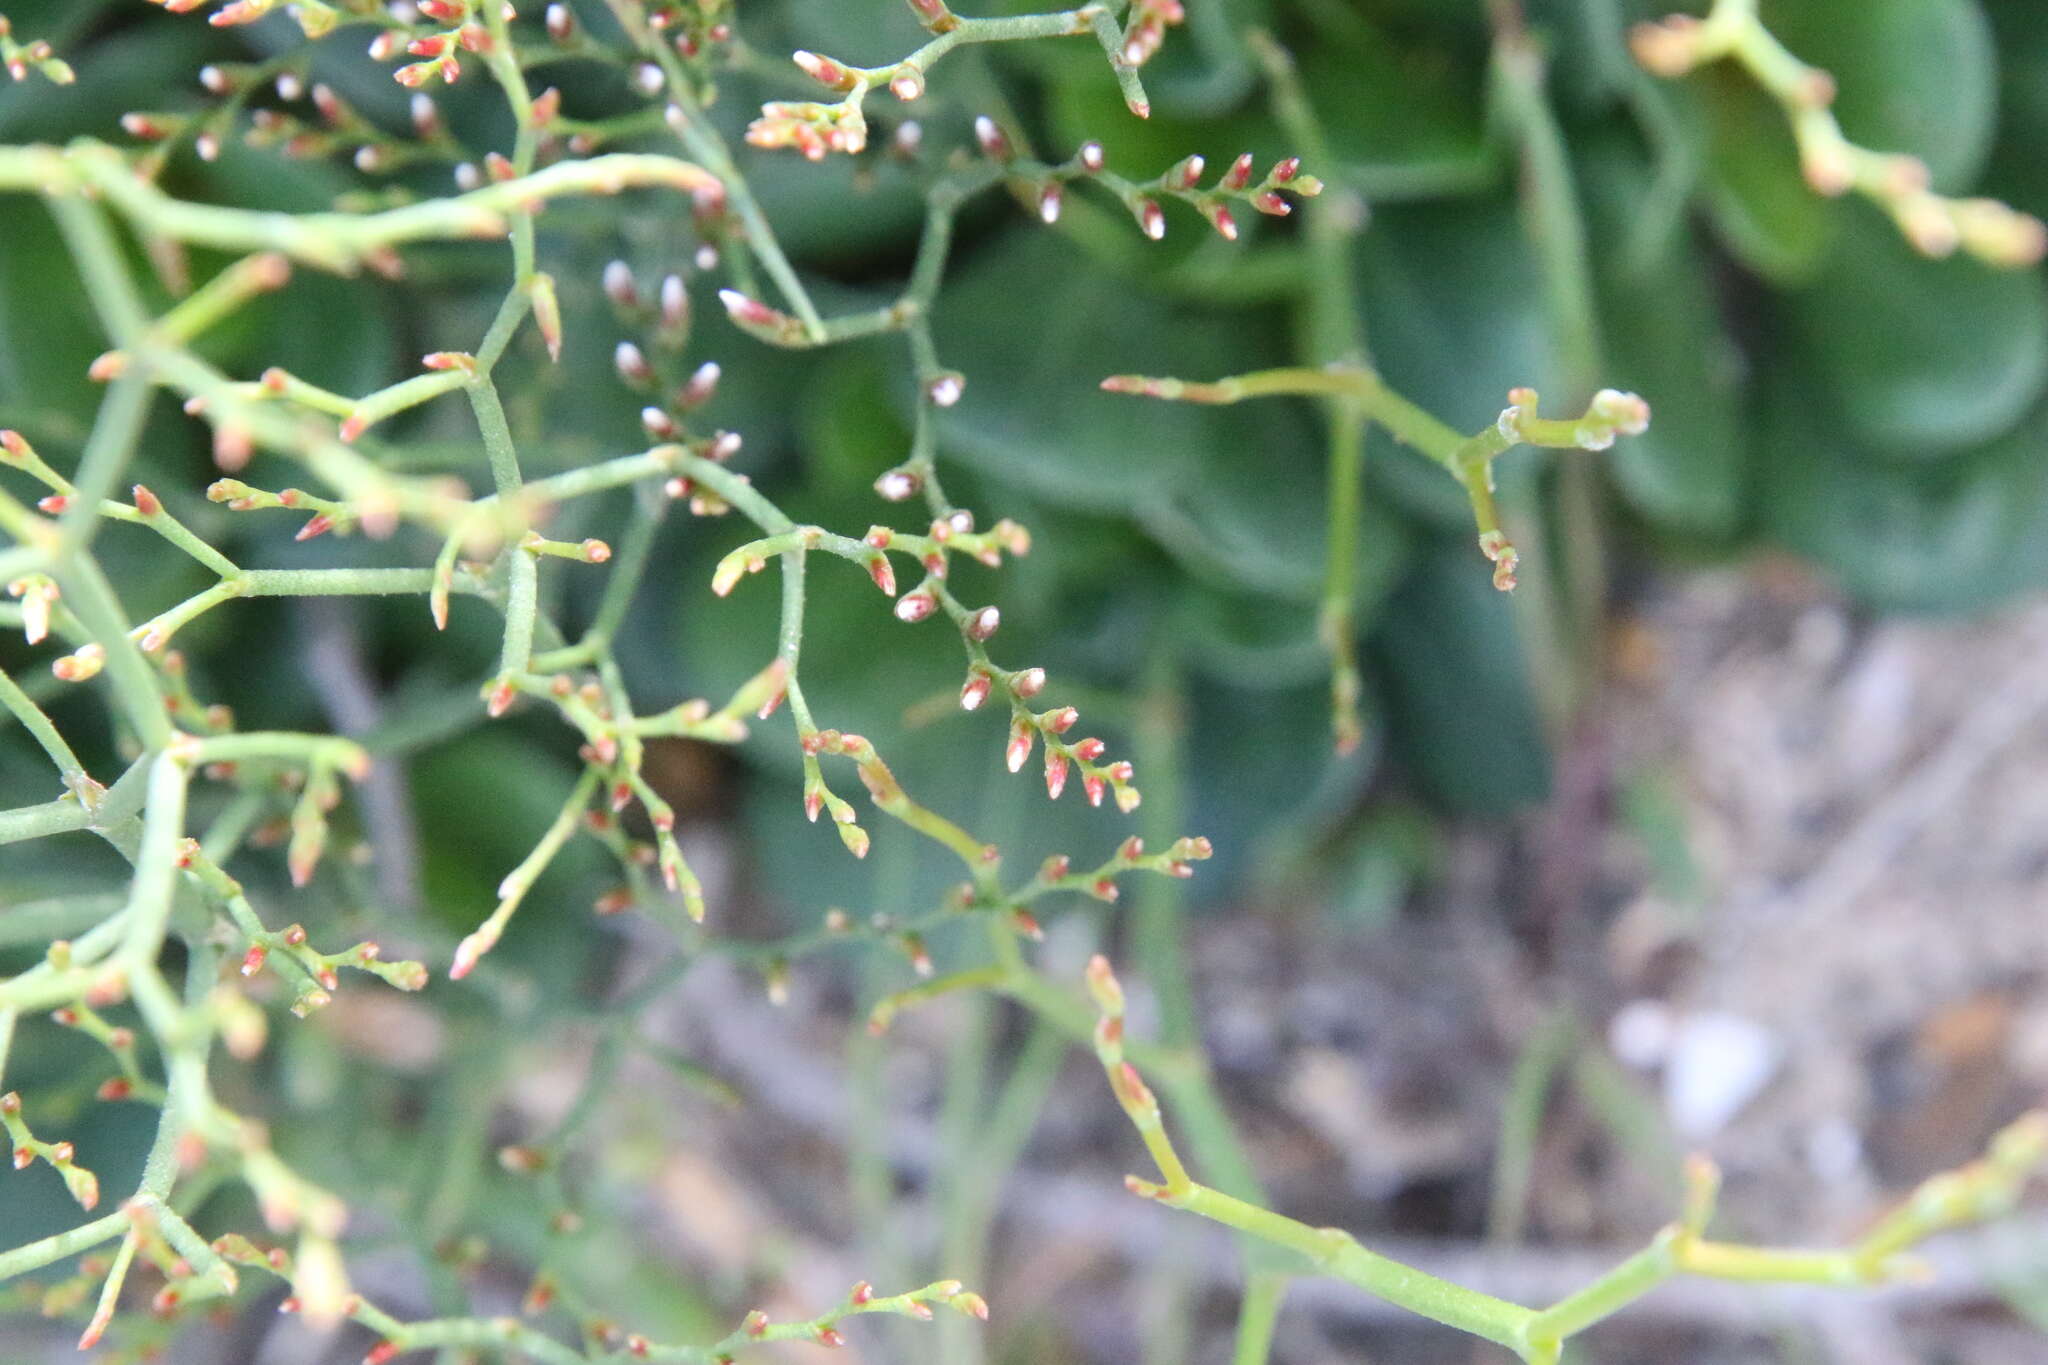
[{"xmin": 4, "ymin": 0, "xmax": 2048, "ymax": 1350}]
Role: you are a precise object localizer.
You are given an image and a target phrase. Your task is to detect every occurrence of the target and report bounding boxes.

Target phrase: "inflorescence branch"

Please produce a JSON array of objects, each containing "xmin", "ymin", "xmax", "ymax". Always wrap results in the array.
[
  {"xmin": 1630, "ymin": 0, "xmax": 2047, "ymax": 267},
  {"xmin": 1087, "ymin": 954, "xmax": 2048, "ymax": 1365}
]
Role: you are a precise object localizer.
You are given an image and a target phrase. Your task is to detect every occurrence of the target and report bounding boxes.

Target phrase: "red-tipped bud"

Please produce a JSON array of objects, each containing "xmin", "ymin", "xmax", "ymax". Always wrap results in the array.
[
  {"xmin": 1079, "ymin": 140, "xmax": 1105, "ymax": 172},
  {"xmin": 602, "ymin": 260, "xmax": 638, "ymax": 308},
  {"xmin": 1223, "ymin": 151, "xmax": 1255, "ymax": 190},
  {"xmin": 1005, "ymin": 722, "xmax": 1033, "ymax": 773},
  {"xmin": 868, "ymin": 555, "xmax": 898, "ymax": 596},
  {"xmin": 531, "ymin": 272, "xmax": 563, "ymax": 362},
  {"xmin": 973, "ymin": 114, "xmax": 1012, "ymax": 160},
  {"xmin": 894, "ymin": 591, "xmax": 937, "ymax": 623},
  {"xmin": 1044, "ymin": 748, "xmax": 1068, "ymax": 800},
  {"xmin": 960, "ymin": 671, "xmax": 991, "ymax": 711},
  {"xmin": 680, "ymin": 360, "xmax": 721, "ymax": 408},
  {"xmin": 1136, "ymin": 198, "xmax": 1165, "ymax": 240},
  {"xmin": 241, "ymin": 945, "xmax": 268, "ymax": 977},
  {"xmin": 966, "ymin": 605, "xmax": 1000, "ymax": 640},
  {"xmin": 792, "ymin": 50, "xmax": 858, "ymax": 91},
  {"xmin": 889, "ymin": 64, "xmax": 925, "ymax": 101},
  {"xmin": 615, "ymin": 341, "xmax": 653, "ymax": 386},
  {"xmin": 658, "ymin": 273, "xmax": 688, "ymax": 333},
  {"xmin": 926, "ymin": 372, "xmax": 964, "ymax": 408}
]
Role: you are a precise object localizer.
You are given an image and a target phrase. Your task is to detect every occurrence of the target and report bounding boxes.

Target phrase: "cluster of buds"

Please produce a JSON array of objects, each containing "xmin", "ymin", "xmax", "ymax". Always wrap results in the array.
[
  {"xmin": 234, "ymin": 918, "xmax": 428, "ymax": 1013},
  {"xmin": 745, "ymin": 98, "xmax": 868, "ymax": 161},
  {"xmin": 1000, "ymin": 705, "xmax": 1134, "ymax": 811},
  {"xmin": 1497, "ymin": 385, "xmax": 1651, "ymax": 455},
  {"xmin": 606, "ymin": 259, "xmax": 733, "ymax": 449},
  {"xmin": 48, "ymin": 1002, "xmax": 148, "ymax": 1104},
  {"xmin": 207, "ymin": 478, "xmax": 355, "ymax": 541},
  {"xmin": 1120, "ymin": 0, "xmax": 1185, "ymax": 69},
  {"xmin": 145, "ymin": 0, "xmax": 342, "ymax": 37},
  {"xmin": 361, "ymin": 1, "xmax": 504, "ymax": 88},
  {"xmin": 1031, "ymin": 834, "xmax": 1214, "ymax": 906},
  {"xmin": 1018, "ymin": 140, "xmax": 1322, "ymax": 244},
  {"xmin": 0, "ymin": 15, "xmax": 74, "ymax": 84},
  {"xmin": 1630, "ymin": 10, "xmax": 2046, "ymax": 267},
  {"xmin": 725, "ymin": 1278, "xmax": 987, "ymax": 1352},
  {"xmin": 1, "ymin": 1092, "xmax": 101, "ymax": 1211},
  {"xmin": 637, "ymin": 0, "xmax": 734, "ymax": 62}
]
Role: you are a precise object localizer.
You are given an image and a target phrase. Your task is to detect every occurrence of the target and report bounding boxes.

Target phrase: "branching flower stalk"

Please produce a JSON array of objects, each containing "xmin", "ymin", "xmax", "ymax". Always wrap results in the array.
[
  {"xmin": 1630, "ymin": 0, "xmax": 2047, "ymax": 266},
  {"xmin": 0, "ymin": 0, "xmax": 1236, "ymax": 1353},
  {"xmin": 1087, "ymin": 954, "xmax": 2048, "ymax": 1365},
  {"xmin": 2, "ymin": 3, "xmax": 2034, "ymax": 1361},
  {"xmin": 1102, "ymin": 372, "xmax": 1650, "ymax": 607}
]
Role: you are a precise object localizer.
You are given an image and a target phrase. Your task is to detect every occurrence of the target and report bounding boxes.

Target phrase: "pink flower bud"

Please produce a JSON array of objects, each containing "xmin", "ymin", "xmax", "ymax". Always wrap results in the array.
[
  {"xmin": 792, "ymin": 50, "xmax": 857, "ymax": 91},
  {"xmin": 1044, "ymin": 748, "xmax": 1068, "ymax": 800},
  {"xmin": 680, "ymin": 360, "xmax": 721, "ymax": 408},
  {"xmin": 1044, "ymin": 706, "xmax": 1078, "ymax": 734},
  {"xmin": 615, "ymin": 340, "xmax": 652, "ymax": 386},
  {"xmin": 1170, "ymin": 154, "xmax": 1204, "ymax": 189},
  {"xmin": 868, "ymin": 555, "xmax": 898, "ymax": 596},
  {"xmin": 1072, "ymin": 736, "xmax": 1105, "ymax": 761},
  {"xmin": 872, "ymin": 466, "xmax": 921, "ymax": 505},
  {"xmin": 546, "ymin": 3, "xmax": 574, "ymax": 40},
  {"xmin": 1207, "ymin": 204, "xmax": 1238, "ymax": 240},
  {"xmin": 894, "ymin": 591, "xmax": 936, "ymax": 623},
  {"xmin": 1223, "ymin": 151, "xmax": 1255, "ymax": 190},
  {"xmin": 960, "ymin": 671, "xmax": 991, "ymax": 710},
  {"xmin": 1013, "ymin": 666, "xmax": 1046, "ymax": 697},
  {"xmin": 890, "ymin": 65, "xmax": 924, "ymax": 101},
  {"xmin": 1079, "ymin": 140, "xmax": 1105, "ymax": 172},
  {"xmin": 1251, "ymin": 190, "xmax": 1290, "ymax": 216},
  {"xmin": 659, "ymin": 272, "xmax": 688, "ymax": 332},
  {"xmin": 1136, "ymin": 198, "xmax": 1165, "ymax": 240},
  {"xmin": 641, "ymin": 407, "xmax": 678, "ymax": 439},
  {"xmin": 1005, "ymin": 721, "xmax": 1033, "ymax": 773},
  {"xmin": 966, "ymin": 605, "xmax": 999, "ymax": 640},
  {"xmin": 1038, "ymin": 182, "xmax": 1065, "ymax": 224},
  {"xmin": 973, "ymin": 115, "xmax": 1011, "ymax": 160},
  {"xmin": 603, "ymin": 260, "xmax": 638, "ymax": 308},
  {"xmin": 1083, "ymin": 774, "xmax": 1106, "ymax": 806}
]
